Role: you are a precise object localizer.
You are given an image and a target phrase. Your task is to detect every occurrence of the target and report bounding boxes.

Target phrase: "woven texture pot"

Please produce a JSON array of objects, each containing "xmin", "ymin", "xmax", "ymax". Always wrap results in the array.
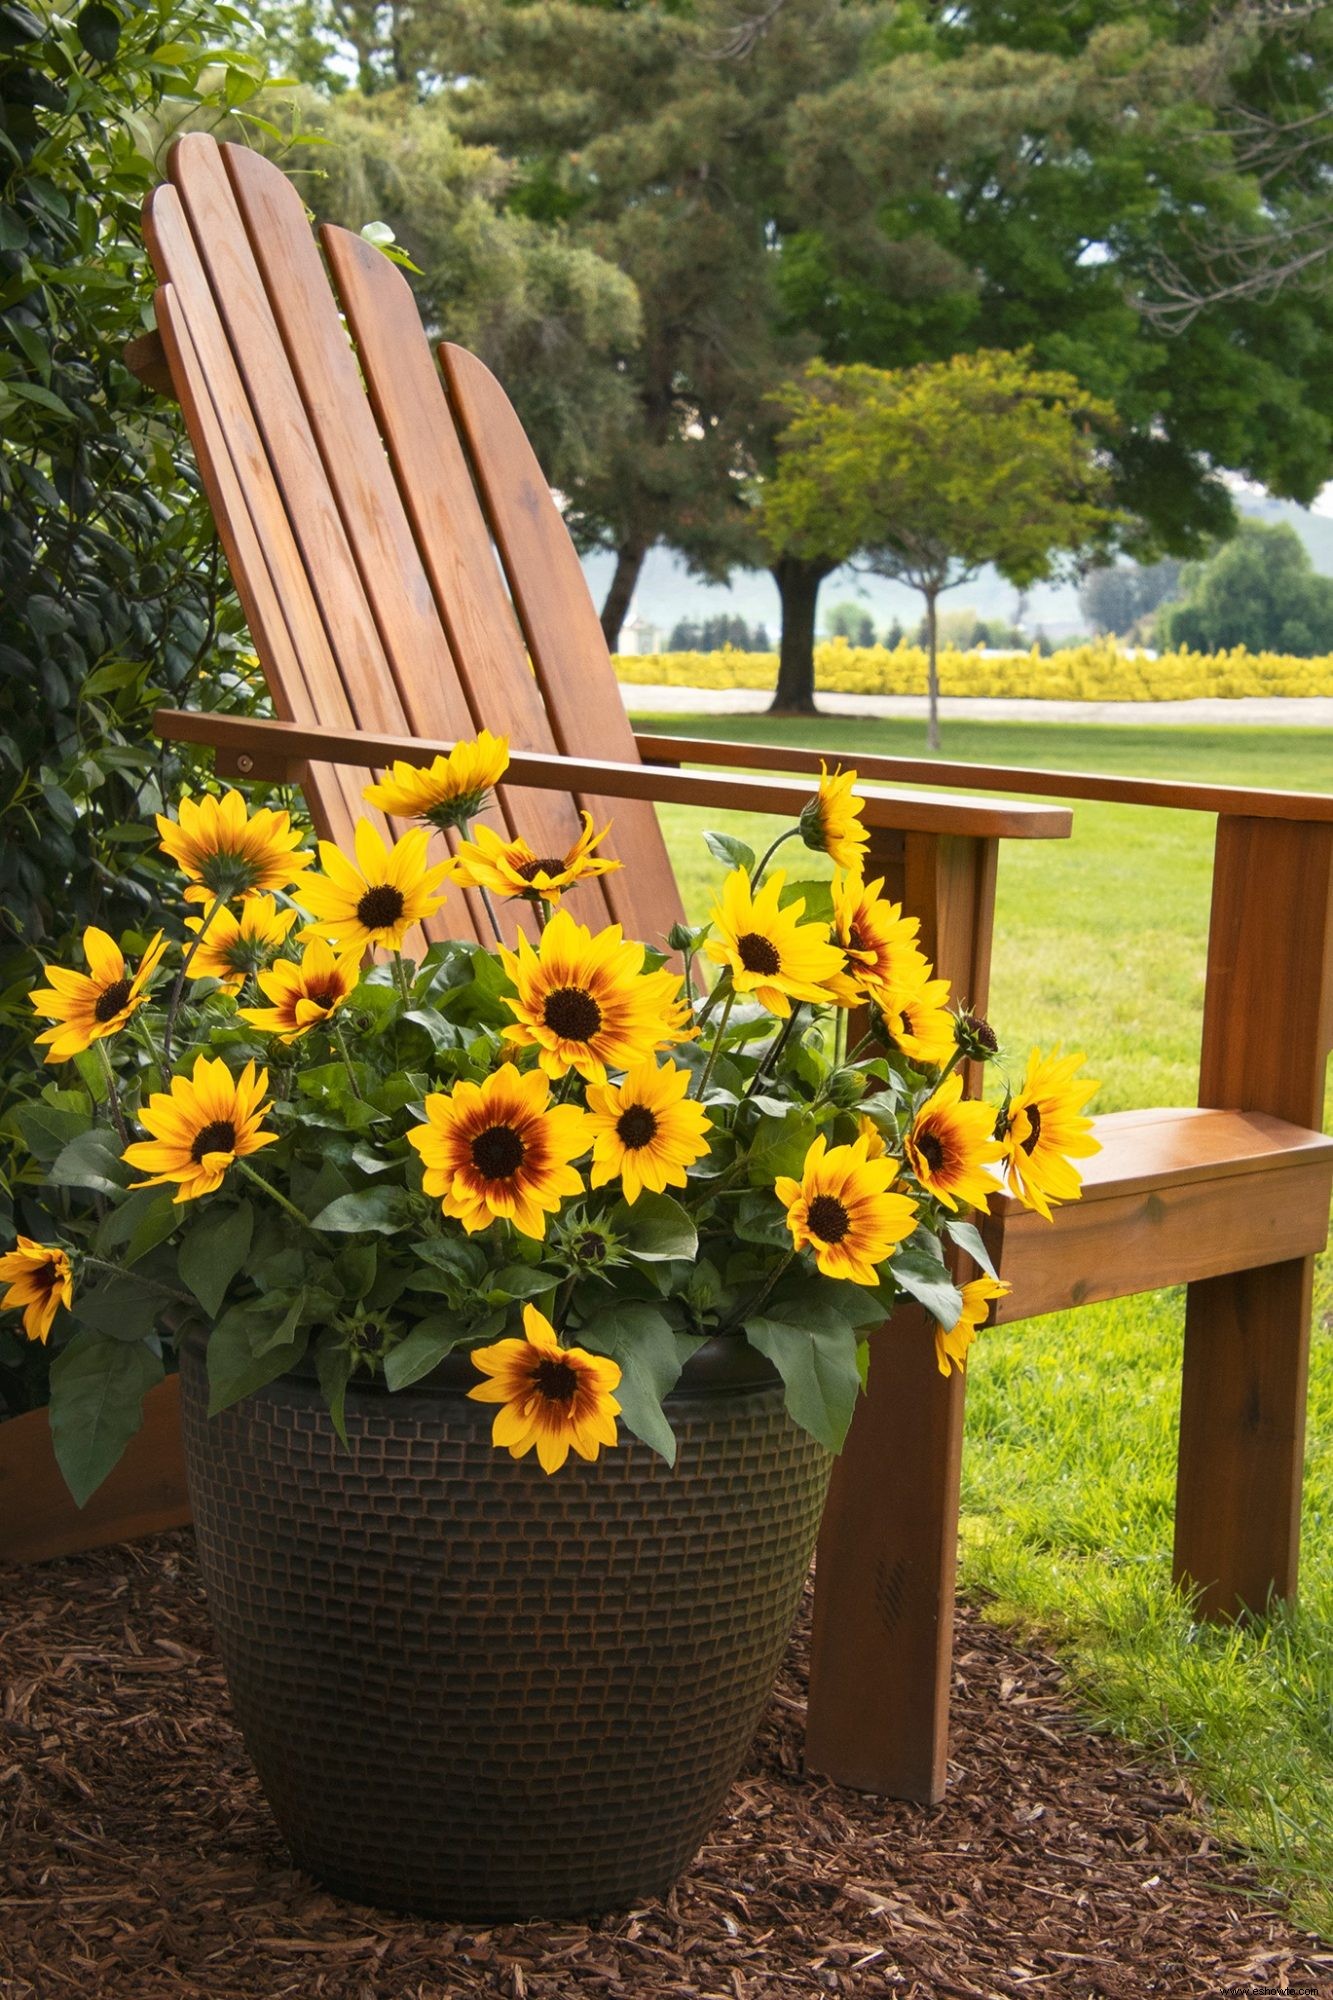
[{"xmin": 178, "ymin": 1325, "xmax": 831, "ymax": 1921}]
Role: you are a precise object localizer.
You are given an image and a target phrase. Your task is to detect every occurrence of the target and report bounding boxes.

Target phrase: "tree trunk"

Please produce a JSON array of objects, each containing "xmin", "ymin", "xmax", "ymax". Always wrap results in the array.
[
  {"xmin": 924, "ymin": 588, "xmax": 941, "ymax": 752},
  {"xmin": 599, "ymin": 541, "xmax": 648, "ymax": 654},
  {"xmin": 769, "ymin": 556, "xmax": 831, "ymax": 715}
]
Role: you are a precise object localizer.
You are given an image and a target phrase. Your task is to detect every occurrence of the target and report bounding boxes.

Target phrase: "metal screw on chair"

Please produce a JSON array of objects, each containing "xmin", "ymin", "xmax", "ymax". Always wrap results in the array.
[{"xmin": 236, "ymin": 754, "xmax": 254, "ymax": 774}]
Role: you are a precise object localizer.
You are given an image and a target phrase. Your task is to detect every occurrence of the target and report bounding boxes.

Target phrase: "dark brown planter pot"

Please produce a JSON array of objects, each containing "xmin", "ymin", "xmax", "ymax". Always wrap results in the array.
[{"xmin": 178, "ymin": 1324, "xmax": 832, "ymax": 1922}]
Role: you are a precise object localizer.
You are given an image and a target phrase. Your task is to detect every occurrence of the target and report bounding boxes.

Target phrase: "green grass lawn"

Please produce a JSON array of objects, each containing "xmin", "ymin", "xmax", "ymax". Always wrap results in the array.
[{"xmin": 638, "ymin": 711, "xmax": 1333, "ymax": 1935}]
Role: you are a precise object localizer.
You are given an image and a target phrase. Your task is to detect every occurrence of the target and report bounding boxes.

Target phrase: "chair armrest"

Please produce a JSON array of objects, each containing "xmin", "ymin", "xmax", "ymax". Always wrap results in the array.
[
  {"xmin": 155, "ymin": 710, "xmax": 1073, "ymax": 842},
  {"xmin": 634, "ymin": 730, "xmax": 1333, "ymax": 823}
]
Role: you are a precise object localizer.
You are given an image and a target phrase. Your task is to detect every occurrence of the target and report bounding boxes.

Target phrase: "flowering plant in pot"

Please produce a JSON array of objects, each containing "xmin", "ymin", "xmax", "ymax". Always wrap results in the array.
[{"xmin": 3, "ymin": 735, "xmax": 1098, "ymax": 1918}]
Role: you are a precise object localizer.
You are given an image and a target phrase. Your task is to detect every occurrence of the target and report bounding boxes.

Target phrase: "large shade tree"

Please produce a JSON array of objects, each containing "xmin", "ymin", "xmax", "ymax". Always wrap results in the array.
[{"xmin": 760, "ymin": 353, "xmax": 1120, "ymax": 741}]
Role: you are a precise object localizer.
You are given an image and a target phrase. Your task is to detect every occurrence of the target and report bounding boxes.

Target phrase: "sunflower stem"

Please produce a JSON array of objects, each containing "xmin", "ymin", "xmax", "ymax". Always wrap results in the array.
[
  {"xmin": 330, "ymin": 1019, "xmax": 363, "ymax": 1099},
  {"xmin": 693, "ymin": 988, "xmax": 735, "ymax": 1102},
  {"xmin": 391, "ymin": 951, "xmax": 414, "ymax": 1006},
  {"xmin": 729, "ymin": 1249, "xmax": 797, "ymax": 1331},
  {"xmin": 95, "ymin": 1042, "xmax": 130, "ymax": 1146},
  {"xmin": 235, "ymin": 1160, "xmax": 315, "ymax": 1231},
  {"xmin": 740, "ymin": 1006, "xmax": 802, "ymax": 1104},
  {"xmin": 161, "ymin": 890, "xmax": 227, "ymax": 1070},
  {"xmin": 458, "ymin": 816, "xmax": 505, "ymax": 944},
  {"xmin": 748, "ymin": 826, "xmax": 799, "ymax": 893},
  {"xmin": 80, "ymin": 1253, "xmax": 194, "ymax": 1308}
]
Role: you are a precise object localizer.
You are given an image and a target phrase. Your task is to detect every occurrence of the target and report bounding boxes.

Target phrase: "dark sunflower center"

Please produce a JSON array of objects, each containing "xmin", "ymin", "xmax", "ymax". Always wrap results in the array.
[
  {"xmin": 543, "ymin": 986, "xmax": 603, "ymax": 1042},
  {"xmin": 806, "ymin": 1193, "xmax": 851, "ymax": 1244},
  {"xmin": 191, "ymin": 1119, "xmax": 237, "ymax": 1162},
  {"xmin": 36, "ymin": 1259, "xmax": 63, "ymax": 1299},
  {"xmin": 305, "ymin": 985, "xmax": 339, "ymax": 1011},
  {"xmin": 513, "ymin": 855, "xmax": 568, "ymax": 883},
  {"xmin": 846, "ymin": 925, "xmax": 868, "ymax": 956},
  {"xmin": 93, "ymin": 978, "xmax": 133, "ymax": 1022},
  {"xmin": 356, "ymin": 883, "xmax": 406, "ymax": 930},
  {"xmin": 470, "ymin": 1123, "xmax": 526, "ymax": 1180},
  {"xmin": 737, "ymin": 931, "xmax": 781, "ymax": 976},
  {"xmin": 533, "ymin": 1356, "xmax": 579, "ymax": 1405},
  {"xmin": 616, "ymin": 1105, "xmax": 659, "ymax": 1151},
  {"xmin": 915, "ymin": 1130, "xmax": 946, "ymax": 1174},
  {"xmin": 1021, "ymin": 1104, "xmax": 1043, "ymax": 1155}
]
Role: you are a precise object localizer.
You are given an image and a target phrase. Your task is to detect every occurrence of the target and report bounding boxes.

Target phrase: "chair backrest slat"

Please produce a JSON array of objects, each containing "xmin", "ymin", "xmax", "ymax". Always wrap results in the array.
[
  {"xmin": 317, "ymin": 221, "xmax": 622, "ymax": 939},
  {"xmin": 439, "ymin": 342, "xmax": 686, "ymax": 945},
  {"xmin": 149, "ymin": 136, "xmax": 485, "ymax": 943}
]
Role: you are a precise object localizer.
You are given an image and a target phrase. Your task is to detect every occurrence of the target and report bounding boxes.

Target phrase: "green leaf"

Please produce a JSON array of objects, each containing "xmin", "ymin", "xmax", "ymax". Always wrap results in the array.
[
  {"xmin": 703, "ymin": 830, "xmax": 755, "ymax": 875},
  {"xmin": 310, "ymin": 1187, "xmax": 412, "ymax": 1235},
  {"xmin": 14, "ymin": 1098, "xmax": 93, "ymax": 1164},
  {"xmin": 48, "ymin": 1331, "xmax": 163, "ymax": 1507},
  {"xmin": 733, "ymin": 1188, "xmax": 790, "ymax": 1249},
  {"xmin": 178, "ymin": 1200, "xmax": 253, "ymax": 1318},
  {"xmin": 71, "ymin": 1277, "xmax": 162, "ymax": 1342},
  {"xmin": 251, "ymin": 1289, "xmax": 309, "ymax": 1357},
  {"xmin": 781, "ymin": 877, "xmax": 834, "ymax": 925},
  {"xmin": 744, "ymin": 1111, "xmax": 817, "ymax": 1187},
  {"xmin": 944, "ymin": 1217, "xmax": 999, "ymax": 1281},
  {"xmin": 206, "ymin": 1302, "xmax": 308, "ymax": 1415},
  {"xmin": 315, "ymin": 1337, "xmax": 355, "ymax": 1448},
  {"xmin": 579, "ymin": 1301, "xmax": 700, "ymax": 1466},
  {"xmin": 384, "ymin": 1316, "xmax": 471, "ymax": 1391},
  {"xmin": 486, "ymin": 1263, "xmax": 556, "ymax": 1302},
  {"xmin": 609, "ymin": 1191, "xmax": 698, "ymax": 1263},
  {"xmin": 75, "ymin": 1, "xmax": 119, "ymax": 61},
  {"xmin": 744, "ymin": 1304, "xmax": 860, "ymax": 1454},
  {"xmin": 49, "ymin": 1125, "xmax": 128, "ymax": 1195},
  {"xmin": 890, "ymin": 1244, "xmax": 964, "ymax": 1328}
]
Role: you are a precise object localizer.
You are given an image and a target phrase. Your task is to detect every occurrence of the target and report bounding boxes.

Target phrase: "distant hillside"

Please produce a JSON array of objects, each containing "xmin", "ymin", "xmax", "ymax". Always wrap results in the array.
[{"xmin": 585, "ymin": 492, "xmax": 1333, "ymax": 649}]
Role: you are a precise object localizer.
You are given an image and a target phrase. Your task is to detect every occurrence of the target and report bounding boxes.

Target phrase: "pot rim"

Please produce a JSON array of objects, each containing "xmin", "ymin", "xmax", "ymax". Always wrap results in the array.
[{"xmin": 179, "ymin": 1318, "xmax": 782, "ymax": 1415}]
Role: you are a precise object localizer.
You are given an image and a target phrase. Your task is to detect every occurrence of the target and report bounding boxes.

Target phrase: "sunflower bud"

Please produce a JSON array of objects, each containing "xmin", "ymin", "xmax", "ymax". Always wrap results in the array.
[
  {"xmin": 826, "ymin": 1066, "xmax": 867, "ymax": 1108},
  {"xmin": 954, "ymin": 1010, "xmax": 999, "ymax": 1062}
]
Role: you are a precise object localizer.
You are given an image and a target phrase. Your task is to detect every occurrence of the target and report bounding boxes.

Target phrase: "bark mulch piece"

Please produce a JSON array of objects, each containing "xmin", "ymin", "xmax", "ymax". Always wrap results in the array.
[{"xmin": 1, "ymin": 1533, "xmax": 1329, "ymax": 2000}]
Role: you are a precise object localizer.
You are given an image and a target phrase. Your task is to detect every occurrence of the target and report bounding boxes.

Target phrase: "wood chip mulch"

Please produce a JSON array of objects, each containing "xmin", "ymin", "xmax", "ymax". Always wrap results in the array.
[{"xmin": 2, "ymin": 1533, "xmax": 1329, "ymax": 2000}]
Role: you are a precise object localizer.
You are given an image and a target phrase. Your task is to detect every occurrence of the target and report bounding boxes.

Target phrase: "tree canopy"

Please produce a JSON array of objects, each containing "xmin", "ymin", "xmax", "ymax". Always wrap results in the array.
[
  {"xmin": 1157, "ymin": 522, "xmax": 1333, "ymax": 658},
  {"xmin": 760, "ymin": 352, "xmax": 1120, "ymax": 739}
]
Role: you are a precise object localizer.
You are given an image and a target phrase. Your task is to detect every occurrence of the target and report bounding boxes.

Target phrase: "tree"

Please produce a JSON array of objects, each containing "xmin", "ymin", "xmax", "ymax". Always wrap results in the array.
[
  {"xmin": 1157, "ymin": 522, "xmax": 1333, "ymax": 657},
  {"xmin": 760, "ymin": 353, "xmax": 1119, "ymax": 743},
  {"xmin": 1079, "ymin": 558, "xmax": 1183, "ymax": 637}
]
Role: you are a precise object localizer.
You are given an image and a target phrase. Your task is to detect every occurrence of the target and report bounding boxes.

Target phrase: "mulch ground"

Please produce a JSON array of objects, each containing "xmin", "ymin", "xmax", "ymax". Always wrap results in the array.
[{"xmin": 1, "ymin": 1533, "xmax": 1329, "ymax": 2000}]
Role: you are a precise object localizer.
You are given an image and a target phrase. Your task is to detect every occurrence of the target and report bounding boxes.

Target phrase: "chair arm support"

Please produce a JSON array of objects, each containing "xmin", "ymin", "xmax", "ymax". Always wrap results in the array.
[
  {"xmin": 154, "ymin": 710, "xmax": 1072, "ymax": 842},
  {"xmin": 634, "ymin": 730, "xmax": 1333, "ymax": 824}
]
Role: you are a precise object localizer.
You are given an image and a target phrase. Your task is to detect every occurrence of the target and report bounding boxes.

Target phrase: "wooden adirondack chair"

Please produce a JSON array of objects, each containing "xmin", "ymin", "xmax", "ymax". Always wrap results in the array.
[{"xmin": 126, "ymin": 132, "xmax": 1333, "ymax": 1806}]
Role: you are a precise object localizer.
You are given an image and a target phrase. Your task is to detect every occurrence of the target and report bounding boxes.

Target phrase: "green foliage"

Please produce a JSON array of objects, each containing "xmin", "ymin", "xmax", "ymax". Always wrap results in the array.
[
  {"xmin": 1158, "ymin": 522, "xmax": 1333, "ymax": 658},
  {"xmin": 760, "ymin": 350, "xmax": 1121, "ymax": 742},
  {"xmin": 1077, "ymin": 558, "xmax": 1183, "ymax": 637},
  {"xmin": 0, "ymin": 0, "xmax": 267, "ymax": 1119},
  {"xmin": 0, "ymin": 785, "xmax": 1050, "ymax": 1490}
]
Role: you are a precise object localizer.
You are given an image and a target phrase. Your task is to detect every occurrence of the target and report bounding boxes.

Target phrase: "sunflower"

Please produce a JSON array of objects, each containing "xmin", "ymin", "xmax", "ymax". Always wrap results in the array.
[
  {"xmin": 123, "ymin": 1055, "xmax": 278, "ymax": 1204},
  {"xmin": 407, "ymin": 1062, "xmax": 590, "ymax": 1239},
  {"xmin": 704, "ymin": 869, "xmax": 845, "ymax": 1019},
  {"xmin": 903, "ymin": 1073, "xmax": 1005, "ymax": 1213},
  {"xmin": 468, "ymin": 1303, "xmax": 622, "ymax": 1474},
  {"xmin": 883, "ymin": 967, "xmax": 959, "ymax": 1069},
  {"xmin": 186, "ymin": 895, "xmax": 297, "ymax": 995},
  {"xmin": 299, "ymin": 820, "xmax": 452, "ymax": 950},
  {"xmin": 586, "ymin": 1059, "xmax": 713, "ymax": 1202},
  {"xmin": 0, "ymin": 1237, "xmax": 72, "ymax": 1344},
  {"xmin": 500, "ymin": 909, "xmax": 684, "ymax": 1083},
  {"xmin": 933, "ymin": 1275, "xmax": 1011, "ymax": 1378},
  {"xmin": 997, "ymin": 1047, "xmax": 1101, "ymax": 1220},
  {"xmin": 362, "ymin": 730, "xmax": 510, "ymax": 831},
  {"xmin": 238, "ymin": 936, "xmax": 362, "ymax": 1041},
  {"xmin": 826, "ymin": 871, "xmax": 930, "ymax": 1007},
  {"xmin": 799, "ymin": 763, "xmax": 869, "ymax": 871},
  {"xmin": 157, "ymin": 789, "xmax": 313, "ymax": 904},
  {"xmin": 450, "ymin": 812, "xmax": 621, "ymax": 902},
  {"xmin": 775, "ymin": 1132, "xmax": 918, "ymax": 1285},
  {"xmin": 30, "ymin": 927, "xmax": 167, "ymax": 1064}
]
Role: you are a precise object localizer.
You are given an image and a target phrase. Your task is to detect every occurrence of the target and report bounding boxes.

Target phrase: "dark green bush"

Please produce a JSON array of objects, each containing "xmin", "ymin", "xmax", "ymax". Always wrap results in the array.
[{"xmin": 0, "ymin": 0, "xmax": 273, "ymax": 1413}]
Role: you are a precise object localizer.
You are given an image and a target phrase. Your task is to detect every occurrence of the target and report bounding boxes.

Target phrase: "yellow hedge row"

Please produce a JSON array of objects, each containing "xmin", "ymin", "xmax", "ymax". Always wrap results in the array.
[{"xmin": 614, "ymin": 637, "xmax": 1333, "ymax": 701}]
